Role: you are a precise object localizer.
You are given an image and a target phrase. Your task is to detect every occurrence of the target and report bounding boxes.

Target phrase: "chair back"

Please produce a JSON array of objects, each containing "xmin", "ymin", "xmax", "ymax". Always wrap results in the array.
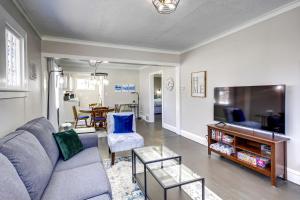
[
  {"xmin": 72, "ymin": 106, "xmax": 78, "ymax": 120},
  {"xmin": 89, "ymin": 103, "xmax": 98, "ymax": 107},
  {"xmin": 107, "ymin": 112, "xmax": 136, "ymax": 134},
  {"xmin": 114, "ymin": 104, "xmax": 121, "ymax": 113}
]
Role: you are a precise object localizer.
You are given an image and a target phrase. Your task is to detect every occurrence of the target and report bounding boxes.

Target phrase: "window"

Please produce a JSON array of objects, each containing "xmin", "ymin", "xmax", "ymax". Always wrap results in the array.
[
  {"xmin": 76, "ymin": 79, "xmax": 96, "ymax": 90},
  {"xmin": 5, "ymin": 26, "xmax": 24, "ymax": 88}
]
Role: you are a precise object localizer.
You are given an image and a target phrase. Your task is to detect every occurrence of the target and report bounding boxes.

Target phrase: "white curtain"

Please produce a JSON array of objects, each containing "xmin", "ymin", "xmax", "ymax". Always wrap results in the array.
[{"xmin": 47, "ymin": 58, "xmax": 59, "ymax": 131}]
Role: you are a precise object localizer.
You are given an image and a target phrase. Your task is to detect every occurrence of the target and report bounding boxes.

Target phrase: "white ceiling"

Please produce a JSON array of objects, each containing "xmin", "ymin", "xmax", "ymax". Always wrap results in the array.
[{"xmin": 17, "ymin": 0, "xmax": 296, "ymax": 52}]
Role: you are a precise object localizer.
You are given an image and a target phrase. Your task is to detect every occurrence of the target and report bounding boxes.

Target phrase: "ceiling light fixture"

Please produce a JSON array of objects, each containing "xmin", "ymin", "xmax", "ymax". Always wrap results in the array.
[
  {"xmin": 152, "ymin": 0, "xmax": 180, "ymax": 14},
  {"xmin": 89, "ymin": 60, "xmax": 109, "ymax": 66}
]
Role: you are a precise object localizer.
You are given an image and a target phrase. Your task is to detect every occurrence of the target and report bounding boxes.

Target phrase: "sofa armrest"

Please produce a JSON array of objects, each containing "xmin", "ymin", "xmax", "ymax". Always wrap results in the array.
[{"xmin": 78, "ymin": 133, "xmax": 98, "ymax": 149}]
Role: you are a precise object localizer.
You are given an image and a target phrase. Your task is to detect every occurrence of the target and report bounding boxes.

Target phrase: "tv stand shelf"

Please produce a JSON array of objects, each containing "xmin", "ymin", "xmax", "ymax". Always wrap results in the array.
[{"xmin": 207, "ymin": 124, "xmax": 289, "ymax": 186}]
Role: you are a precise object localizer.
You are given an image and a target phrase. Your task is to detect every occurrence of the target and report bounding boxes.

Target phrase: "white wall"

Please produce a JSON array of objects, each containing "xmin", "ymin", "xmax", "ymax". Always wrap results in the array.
[
  {"xmin": 103, "ymin": 69, "xmax": 140, "ymax": 108},
  {"xmin": 180, "ymin": 7, "xmax": 300, "ymax": 182},
  {"xmin": 62, "ymin": 66, "xmax": 140, "ymax": 108},
  {"xmin": 139, "ymin": 66, "xmax": 177, "ymax": 129},
  {"xmin": 0, "ymin": 1, "xmax": 42, "ymax": 137}
]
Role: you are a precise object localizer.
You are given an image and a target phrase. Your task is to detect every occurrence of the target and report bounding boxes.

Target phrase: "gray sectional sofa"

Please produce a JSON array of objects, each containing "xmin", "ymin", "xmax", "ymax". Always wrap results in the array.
[{"xmin": 0, "ymin": 117, "xmax": 112, "ymax": 200}]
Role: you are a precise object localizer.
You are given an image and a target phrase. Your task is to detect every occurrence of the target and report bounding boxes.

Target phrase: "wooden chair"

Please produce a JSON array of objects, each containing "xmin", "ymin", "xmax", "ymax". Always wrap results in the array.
[
  {"xmin": 89, "ymin": 103, "xmax": 98, "ymax": 107},
  {"xmin": 114, "ymin": 104, "xmax": 121, "ymax": 113},
  {"xmin": 91, "ymin": 107, "xmax": 109, "ymax": 130},
  {"xmin": 72, "ymin": 106, "xmax": 89, "ymax": 128}
]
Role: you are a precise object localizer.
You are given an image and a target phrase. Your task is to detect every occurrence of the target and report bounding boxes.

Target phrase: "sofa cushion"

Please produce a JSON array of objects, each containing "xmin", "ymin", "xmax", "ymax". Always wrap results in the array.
[
  {"xmin": 55, "ymin": 147, "xmax": 101, "ymax": 172},
  {"xmin": 17, "ymin": 117, "xmax": 59, "ymax": 166},
  {"xmin": 42, "ymin": 163, "xmax": 112, "ymax": 200},
  {"xmin": 0, "ymin": 154, "xmax": 31, "ymax": 200},
  {"xmin": 86, "ymin": 194, "xmax": 111, "ymax": 200},
  {"xmin": 78, "ymin": 133, "xmax": 99, "ymax": 149},
  {"xmin": 53, "ymin": 129, "xmax": 83, "ymax": 161},
  {"xmin": 0, "ymin": 130, "xmax": 53, "ymax": 200}
]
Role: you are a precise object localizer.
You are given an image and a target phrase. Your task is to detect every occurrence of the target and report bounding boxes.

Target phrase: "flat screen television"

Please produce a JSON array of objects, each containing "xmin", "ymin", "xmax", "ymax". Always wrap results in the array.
[{"xmin": 214, "ymin": 85, "xmax": 285, "ymax": 134}]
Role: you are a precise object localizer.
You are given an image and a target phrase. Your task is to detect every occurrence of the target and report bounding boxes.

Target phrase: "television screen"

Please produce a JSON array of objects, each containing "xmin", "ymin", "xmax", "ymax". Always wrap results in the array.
[{"xmin": 214, "ymin": 85, "xmax": 285, "ymax": 134}]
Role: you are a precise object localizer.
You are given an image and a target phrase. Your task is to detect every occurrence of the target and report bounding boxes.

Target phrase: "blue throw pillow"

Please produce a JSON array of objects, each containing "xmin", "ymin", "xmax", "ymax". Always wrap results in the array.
[{"xmin": 113, "ymin": 114, "xmax": 134, "ymax": 134}]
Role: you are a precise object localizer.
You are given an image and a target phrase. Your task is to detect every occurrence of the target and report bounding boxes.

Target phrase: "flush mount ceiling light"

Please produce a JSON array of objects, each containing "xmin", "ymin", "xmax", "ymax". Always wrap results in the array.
[
  {"xmin": 152, "ymin": 0, "xmax": 180, "ymax": 14},
  {"xmin": 89, "ymin": 60, "xmax": 109, "ymax": 66}
]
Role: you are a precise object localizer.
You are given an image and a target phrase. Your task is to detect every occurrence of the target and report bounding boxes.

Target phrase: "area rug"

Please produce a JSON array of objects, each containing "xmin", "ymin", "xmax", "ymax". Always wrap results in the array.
[{"xmin": 103, "ymin": 157, "xmax": 222, "ymax": 200}]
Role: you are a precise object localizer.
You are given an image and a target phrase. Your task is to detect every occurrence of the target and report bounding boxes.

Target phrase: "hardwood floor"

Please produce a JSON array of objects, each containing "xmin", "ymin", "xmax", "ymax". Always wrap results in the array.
[{"xmin": 98, "ymin": 117, "xmax": 300, "ymax": 200}]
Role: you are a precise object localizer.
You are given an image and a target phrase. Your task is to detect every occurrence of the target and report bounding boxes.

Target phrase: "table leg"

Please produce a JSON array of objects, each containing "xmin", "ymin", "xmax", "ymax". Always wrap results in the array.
[
  {"xmin": 202, "ymin": 179, "xmax": 205, "ymax": 200},
  {"xmin": 132, "ymin": 150, "xmax": 134, "ymax": 183},
  {"xmin": 164, "ymin": 189, "xmax": 167, "ymax": 200},
  {"xmin": 144, "ymin": 165, "xmax": 147, "ymax": 200}
]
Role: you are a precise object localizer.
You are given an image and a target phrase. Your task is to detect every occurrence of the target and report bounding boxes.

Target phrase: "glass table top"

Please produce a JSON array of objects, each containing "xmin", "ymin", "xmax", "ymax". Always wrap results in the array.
[
  {"xmin": 147, "ymin": 161, "xmax": 202, "ymax": 188},
  {"xmin": 133, "ymin": 145, "xmax": 180, "ymax": 163}
]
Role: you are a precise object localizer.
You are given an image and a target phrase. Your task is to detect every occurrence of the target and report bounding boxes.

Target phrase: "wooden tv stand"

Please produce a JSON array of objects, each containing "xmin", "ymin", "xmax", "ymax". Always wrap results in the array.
[{"xmin": 207, "ymin": 124, "xmax": 289, "ymax": 186}]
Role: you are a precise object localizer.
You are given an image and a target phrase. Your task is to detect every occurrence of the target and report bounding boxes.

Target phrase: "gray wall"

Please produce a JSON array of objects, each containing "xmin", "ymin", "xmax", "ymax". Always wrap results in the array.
[
  {"xmin": 180, "ymin": 7, "xmax": 300, "ymax": 176},
  {"xmin": 0, "ymin": 1, "xmax": 42, "ymax": 137}
]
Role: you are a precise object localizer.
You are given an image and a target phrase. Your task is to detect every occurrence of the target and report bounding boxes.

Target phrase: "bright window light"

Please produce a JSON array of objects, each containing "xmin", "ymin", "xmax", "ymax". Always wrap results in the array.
[
  {"xmin": 5, "ymin": 26, "xmax": 24, "ymax": 88},
  {"xmin": 76, "ymin": 79, "xmax": 96, "ymax": 90}
]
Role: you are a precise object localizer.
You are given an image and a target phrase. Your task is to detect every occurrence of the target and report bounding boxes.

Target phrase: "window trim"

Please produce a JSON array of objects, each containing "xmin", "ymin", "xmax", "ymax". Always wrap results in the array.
[{"xmin": 5, "ymin": 24, "xmax": 26, "ymax": 90}]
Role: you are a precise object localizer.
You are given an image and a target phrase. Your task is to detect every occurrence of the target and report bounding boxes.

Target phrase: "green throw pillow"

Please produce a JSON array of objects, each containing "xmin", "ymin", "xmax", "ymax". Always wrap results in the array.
[{"xmin": 53, "ymin": 129, "xmax": 83, "ymax": 161}]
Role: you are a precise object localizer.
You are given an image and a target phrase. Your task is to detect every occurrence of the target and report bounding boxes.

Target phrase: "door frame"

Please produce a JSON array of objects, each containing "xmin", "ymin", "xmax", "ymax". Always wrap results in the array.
[{"xmin": 148, "ymin": 70, "xmax": 163, "ymax": 123}]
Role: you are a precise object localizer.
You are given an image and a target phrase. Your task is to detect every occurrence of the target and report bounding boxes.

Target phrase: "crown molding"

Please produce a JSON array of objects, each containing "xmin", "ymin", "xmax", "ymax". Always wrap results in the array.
[
  {"xmin": 60, "ymin": 63, "xmax": 143, "ymax": 71},
  {"xmin": 42, "ymin": 35, "xmax": 180, "ymax": 55},
  {"xmin": 181, "ymin": 0, "xmax": 300, "ymax": 54},
  {"xmin": 12, "ymin": 0, "xmax": 41, "ymax": 39}
]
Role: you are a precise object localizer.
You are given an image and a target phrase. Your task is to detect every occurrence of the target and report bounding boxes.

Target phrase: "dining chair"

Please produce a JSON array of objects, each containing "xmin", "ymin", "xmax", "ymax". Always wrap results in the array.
[
  {"xmin": 72, "ymin": 106, "xmax": 89, "ymax": 128},
  {"xmin": 89, "ymin": 103, "xmax": 98, "ymax": 107},
  {"xmin": 114, "ymin": 104, "xmax": 121, "ymax": 113},
  {"xmin": 91, "ymin": 107, "xmax": 109, "ymax": 130}
]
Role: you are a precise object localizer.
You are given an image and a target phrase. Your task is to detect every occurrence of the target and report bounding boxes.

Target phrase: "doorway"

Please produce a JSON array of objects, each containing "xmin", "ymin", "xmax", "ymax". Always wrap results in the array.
[{"xmin": 149, "ymin": 71, "xmax": 163, "ymax": 124}]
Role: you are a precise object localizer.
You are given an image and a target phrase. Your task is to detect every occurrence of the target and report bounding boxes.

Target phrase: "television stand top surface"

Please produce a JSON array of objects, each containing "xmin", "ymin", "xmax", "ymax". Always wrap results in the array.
[{"xmin": 208, "ymin": 123, "xmax": 289, "ymax": 143}]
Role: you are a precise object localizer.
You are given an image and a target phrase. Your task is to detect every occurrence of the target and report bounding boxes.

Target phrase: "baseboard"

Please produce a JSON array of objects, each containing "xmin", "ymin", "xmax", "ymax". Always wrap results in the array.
[
  {"xmin": 180, "ymin": 130, "xmax": 300, "ymax": 185},
  {"xmin": 162, "ymin": 123, "xmax": 177, "ymax": 133},
  {"xmin": 287, "ymin": 168, "xmax": 300, "ymax": 185},
  {"xmin": 140, "ymin": 115, "xmax": 151, "ymax": 123},
  {"xmin": 180, "ymin": 129, "xmax": 208, "ymax": 146}
]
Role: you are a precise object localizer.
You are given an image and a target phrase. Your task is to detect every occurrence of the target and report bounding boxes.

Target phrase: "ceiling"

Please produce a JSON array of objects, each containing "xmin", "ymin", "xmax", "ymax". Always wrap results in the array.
[
  {"xmin": 55, "ymin": 58, "xmax": 147, "ymax": 71},
  {"xmin": 16, "ymin": 0, "xmax": 297, "ymax": 52}
]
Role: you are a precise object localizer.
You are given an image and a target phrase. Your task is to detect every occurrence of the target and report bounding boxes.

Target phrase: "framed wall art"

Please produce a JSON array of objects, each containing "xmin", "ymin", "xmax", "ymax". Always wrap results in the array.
[{"xmin": 191, "ymin": 71, "xmax": 207, "ymax": 97}]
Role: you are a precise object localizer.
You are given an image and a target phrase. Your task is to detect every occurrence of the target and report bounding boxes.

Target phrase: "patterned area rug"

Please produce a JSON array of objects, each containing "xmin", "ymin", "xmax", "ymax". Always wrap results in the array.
[{"xmin": 103, "ymin": 157, "xmax": 222, "ymax": 200}]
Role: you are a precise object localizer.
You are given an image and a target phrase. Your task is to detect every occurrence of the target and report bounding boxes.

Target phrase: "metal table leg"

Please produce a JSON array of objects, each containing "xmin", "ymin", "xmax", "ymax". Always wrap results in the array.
[
  {"xmin": 132, "ymin": 150, "xmax": 135, "ymax": 183},
  {"xmin": 202, "ymin": 179, "xmax": 205, "ymax": 200},
  {"xmin": 144, "ymin": 164, "xmax": 147, "ymax": 200}
]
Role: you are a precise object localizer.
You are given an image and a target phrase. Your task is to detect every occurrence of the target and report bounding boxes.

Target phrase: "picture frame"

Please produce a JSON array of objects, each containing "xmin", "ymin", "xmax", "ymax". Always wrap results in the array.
[
  {"xmin": 191, "ymin": 71, "xmax": 207, "ymax": 97},
  {"xmin": 114, "ymin": 84, "xmax": 122, "ymax": 92}
]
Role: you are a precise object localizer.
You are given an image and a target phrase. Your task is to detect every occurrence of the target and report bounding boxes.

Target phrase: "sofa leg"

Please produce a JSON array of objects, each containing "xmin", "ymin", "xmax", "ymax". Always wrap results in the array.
[{"xmin": 111, "ymin": 152, "xmax": 115, "ymax": 165}]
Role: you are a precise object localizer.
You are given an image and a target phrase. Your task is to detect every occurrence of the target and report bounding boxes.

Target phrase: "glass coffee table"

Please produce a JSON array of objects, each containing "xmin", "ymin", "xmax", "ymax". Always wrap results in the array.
[
  {"xmin": 147, "ymin": 161, "xmax": 205, "ymax": 200},
  {"xmin": 132, "ymin": 145, "xmax": 205, "ymax": 200},
  {"xmin": 132, "ymin": 145, "xmax": 182, "ymax": 200}
]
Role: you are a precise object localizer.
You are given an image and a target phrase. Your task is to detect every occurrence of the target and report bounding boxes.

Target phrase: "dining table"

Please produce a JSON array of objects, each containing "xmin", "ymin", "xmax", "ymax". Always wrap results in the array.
[{"xmin": 79, "ymin": 107, "xmax": 115, "ymax": 114}]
